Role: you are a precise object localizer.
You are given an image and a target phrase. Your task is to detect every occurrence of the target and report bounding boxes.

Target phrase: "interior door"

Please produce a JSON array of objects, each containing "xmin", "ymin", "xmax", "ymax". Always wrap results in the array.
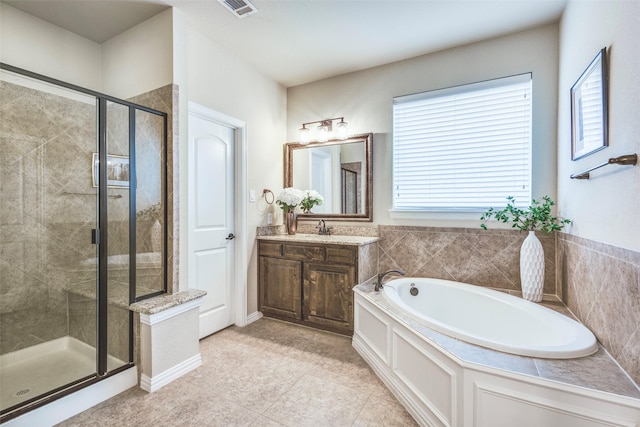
[{"xmin": 188, "ymin": 106, "xmax": 235, "ymax": 339}]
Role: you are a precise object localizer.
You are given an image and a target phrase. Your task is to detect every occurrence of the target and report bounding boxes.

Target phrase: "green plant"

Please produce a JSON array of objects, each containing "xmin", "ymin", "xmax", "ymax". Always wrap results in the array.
[
  {"xmin": 299, "ymin": 189, "xmax": 324, "ymax": 212},
  {"xmin": 480, "ymin": 196, "xmax": 571, "ymax": 233}
]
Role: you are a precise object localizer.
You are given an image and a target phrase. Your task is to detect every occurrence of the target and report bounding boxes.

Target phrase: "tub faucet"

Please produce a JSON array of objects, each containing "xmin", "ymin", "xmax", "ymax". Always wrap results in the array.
[{"xmin": 375, "ymin": 269, "xmax": 406, "ymax": 292}]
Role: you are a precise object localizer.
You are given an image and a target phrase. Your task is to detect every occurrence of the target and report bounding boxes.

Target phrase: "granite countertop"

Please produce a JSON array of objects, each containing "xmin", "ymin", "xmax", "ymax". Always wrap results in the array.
[
  {"xmin": 354, "ymin": 281, "xmax": 640, "ymax": 400},
  {"xmin": 129, "ymin": 289, "xmax": 207, "ymax": 315},
  {"xmin": 257, "ymin": 233, "xmax": 379, "ymax": 246}
]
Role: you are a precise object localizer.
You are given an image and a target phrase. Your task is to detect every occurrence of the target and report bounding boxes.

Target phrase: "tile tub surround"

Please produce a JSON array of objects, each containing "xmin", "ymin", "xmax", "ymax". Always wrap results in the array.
[
  {"xmin": 57, "ymin": 318, "xmax": 417, "ymax": 426},
  {"xmin": 558, "ymin": 233, "xmax": 640, "ymax": 387},
  {"xmin": 378, "ymin": 225, "xmax": 558, "ymax": 297}
]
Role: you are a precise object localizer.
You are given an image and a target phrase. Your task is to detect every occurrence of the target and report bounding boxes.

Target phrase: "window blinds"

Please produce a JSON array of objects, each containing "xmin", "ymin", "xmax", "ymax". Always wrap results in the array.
[{"xmin": 392, "ymin": 73, "xmax": 532, "ymax": 211}]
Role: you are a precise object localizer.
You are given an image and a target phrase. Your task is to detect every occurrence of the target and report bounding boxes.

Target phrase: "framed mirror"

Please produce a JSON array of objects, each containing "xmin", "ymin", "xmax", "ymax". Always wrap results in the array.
[{"xmin": 284, "ymin": 133, "xmax": 373, "ymax": 221}]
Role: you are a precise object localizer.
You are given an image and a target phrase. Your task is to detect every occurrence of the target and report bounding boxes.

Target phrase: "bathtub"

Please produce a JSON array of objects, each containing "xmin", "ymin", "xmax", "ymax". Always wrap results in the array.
[
  {"xmin": 381, "ymin": 277, "xmax": 597, "ymax": 359},
  {"xmin": 352, "ymin": 280, "xmax": 639, "ymax": 426}
]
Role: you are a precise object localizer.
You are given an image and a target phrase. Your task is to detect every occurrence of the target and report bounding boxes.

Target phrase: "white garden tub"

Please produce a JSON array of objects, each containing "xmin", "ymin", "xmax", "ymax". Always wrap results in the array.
[{"xmin": 381, "ymin": 277, "xmax": 597, "ymax": 359}]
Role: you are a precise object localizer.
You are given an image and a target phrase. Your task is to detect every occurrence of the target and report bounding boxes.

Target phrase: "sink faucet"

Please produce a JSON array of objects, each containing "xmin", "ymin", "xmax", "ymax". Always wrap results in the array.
[
  {"xmin": 317, "ymin": 219, "xmax": 332, "ymax": 235},
  {"xmin": 374, "ymin": 269, "xmax": 406, "ymax": 292}
]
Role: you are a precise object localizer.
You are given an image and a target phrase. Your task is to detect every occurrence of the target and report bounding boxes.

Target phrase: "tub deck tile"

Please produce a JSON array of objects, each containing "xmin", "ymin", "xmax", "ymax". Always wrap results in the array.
[{"xmin": 355, "ymin": 282, "xmax": 640, "ymax": 399}]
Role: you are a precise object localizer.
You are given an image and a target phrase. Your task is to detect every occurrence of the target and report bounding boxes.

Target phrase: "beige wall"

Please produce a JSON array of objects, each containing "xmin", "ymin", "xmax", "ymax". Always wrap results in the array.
[
  {"xmin": 556, "ymin": 0, "xmax": 640, "ymax": 388},
  {"xmin": 186, "ymin": 27, "xmax": 287, "ymax": 313},
  {"xmin": 557, "ymin": 1, "xmax": 640, "ymax": 252},
  {"xmin": 101, "ymin": 9, "xmax": 174, "ymax": 99},
  {"xmin": 287, "ymin": 23, "xmax": 560, "ymax": 228},
  {"xmin": 0, "ymin": 3, "xmax": 174, "ymax": 99},
  {"xmin": 0, "ymin": 3, "xmax": 102, "ymax": 90}
]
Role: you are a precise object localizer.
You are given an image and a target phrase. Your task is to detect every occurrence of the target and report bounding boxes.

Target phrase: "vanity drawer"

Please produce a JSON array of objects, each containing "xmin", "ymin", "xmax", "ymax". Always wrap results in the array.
[
  {"xmin": 326, "ymin": 246, "xmax": 357, "ymax": 265},
  {"xmin": 259, "ymin": 241, "xmax": 283, "ymax": 257},
  {"xmin": 282, "ymin": 244, "xmax": 325, "ymax": 261}
]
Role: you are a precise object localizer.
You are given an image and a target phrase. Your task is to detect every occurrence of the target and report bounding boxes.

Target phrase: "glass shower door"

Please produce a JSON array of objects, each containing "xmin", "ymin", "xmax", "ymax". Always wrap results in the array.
[
  {"xmin": 1, "ymin": 63, "xmax": 166, "ymax": 422},
  {"xmin": 103, "ymin": 100, "xmax": 132, "ymax": 373},
  {"xmin": 0, "ymin": 69, "xmax": 99, "ymax": 414}
]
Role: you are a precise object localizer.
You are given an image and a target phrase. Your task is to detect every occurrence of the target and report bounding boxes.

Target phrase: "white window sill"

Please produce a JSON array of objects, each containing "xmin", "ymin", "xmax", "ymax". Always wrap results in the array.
[{"xmin": 388, "ymin": 209, "xmax": 485, "ymax": 221}]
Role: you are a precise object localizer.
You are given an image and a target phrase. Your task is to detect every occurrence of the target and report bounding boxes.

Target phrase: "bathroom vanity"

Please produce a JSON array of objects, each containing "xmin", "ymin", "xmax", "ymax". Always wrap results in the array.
[{"xmin": 257, "ymin": 234, "xmax": 378, "ymax": 335}]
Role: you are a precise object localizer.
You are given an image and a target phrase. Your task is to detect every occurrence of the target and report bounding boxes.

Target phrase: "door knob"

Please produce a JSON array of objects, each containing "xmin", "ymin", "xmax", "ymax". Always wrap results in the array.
[{"xmin": 225, "ymin": 233, "xmax": 236, "ymax": 240}]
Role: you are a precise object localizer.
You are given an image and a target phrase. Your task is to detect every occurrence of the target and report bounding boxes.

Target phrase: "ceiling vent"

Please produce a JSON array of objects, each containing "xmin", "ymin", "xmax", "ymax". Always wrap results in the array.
[{"xmin": 217, "ymin": 0, "xmax": 258, "ymax": 18}]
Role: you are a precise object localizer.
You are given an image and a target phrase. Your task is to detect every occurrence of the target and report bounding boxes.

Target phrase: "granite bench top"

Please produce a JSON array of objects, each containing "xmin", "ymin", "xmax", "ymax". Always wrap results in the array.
[{"xmin": 129, "ymin": 289, "xmax": 207, "ymax": 315}]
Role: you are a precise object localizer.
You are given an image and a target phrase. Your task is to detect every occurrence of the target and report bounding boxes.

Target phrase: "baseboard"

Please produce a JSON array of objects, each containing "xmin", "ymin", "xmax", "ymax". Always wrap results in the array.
[
  {"xmin": 246, "ymin": 311, "xmax": 263, "ymax": 324},
  {"xmin": 140, "ymin": 353, "xmax": 201, "ymax": 393}
]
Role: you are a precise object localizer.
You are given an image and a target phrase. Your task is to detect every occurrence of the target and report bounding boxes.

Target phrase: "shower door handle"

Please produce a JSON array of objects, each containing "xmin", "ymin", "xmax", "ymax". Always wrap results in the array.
[{"xmin": 91, "ymin": 229, "xmax": 100, "ymax": 245}]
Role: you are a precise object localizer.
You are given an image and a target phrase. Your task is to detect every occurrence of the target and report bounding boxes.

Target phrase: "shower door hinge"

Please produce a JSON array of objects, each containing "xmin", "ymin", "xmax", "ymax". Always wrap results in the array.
[{"xmin": 91, "ymin": 228, "xmax": 100, "ymax": 245}]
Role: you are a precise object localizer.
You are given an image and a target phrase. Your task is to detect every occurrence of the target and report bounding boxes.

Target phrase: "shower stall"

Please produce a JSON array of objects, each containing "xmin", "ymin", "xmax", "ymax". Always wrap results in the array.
[{"xmin": 0, "ymin": 64, "xmax": 168, "ymax": 422}]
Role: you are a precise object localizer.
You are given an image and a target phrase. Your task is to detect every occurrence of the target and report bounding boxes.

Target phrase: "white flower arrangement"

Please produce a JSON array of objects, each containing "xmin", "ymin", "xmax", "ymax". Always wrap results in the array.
[
  {"xmin": 276, "ymin": 187, "xmax": 305, "ymax": 213},
  {"xmin": 300, "ymin": 189, "xmax": 324, "ymax": 212}
]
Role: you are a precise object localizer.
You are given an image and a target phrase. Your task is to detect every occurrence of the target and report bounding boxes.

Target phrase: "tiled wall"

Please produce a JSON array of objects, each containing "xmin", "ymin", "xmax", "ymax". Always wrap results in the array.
[
  {"xmin": 261, "ymin": 222, "xmax": 639, "ymax": 386},
  {"xmin": 378, "ymin": 225, "xmax": 557, "ymax": 296},
  {"xmin": 558, "ymin": 233, "xmax": 640, "ymax": 385},
  {"xmin": 377, "ymin": 225, "xmax": 639, "ymax": 386},
  {"xmin": 129, "ymin": 84, "xmax": 178, "ymax": 294},
  {"xmin": 0, "ymin": 79, "xmax": 96, "ymax": 354},
  {"xmin": 0, "ymin": 78, "xmax": 173, "ymax": 359}
]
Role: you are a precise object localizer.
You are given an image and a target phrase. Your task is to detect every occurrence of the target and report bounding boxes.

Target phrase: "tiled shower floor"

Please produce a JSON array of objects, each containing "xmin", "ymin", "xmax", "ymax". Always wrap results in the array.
[{"xmin": 58, "ymin": 318, "xmax": 417, "ymax": 426}]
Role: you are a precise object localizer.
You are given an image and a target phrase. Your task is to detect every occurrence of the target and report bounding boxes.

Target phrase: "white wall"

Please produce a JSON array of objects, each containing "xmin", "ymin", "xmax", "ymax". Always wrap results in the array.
[
  {"xmin": 101, "ymin": 9, "xmax": 173, "ymax": 99},
  {"xmin": 557, "ymin": 1, "xmax": 640, "ymax": 252},
  {"xmin": 186, "ymin": 27, "xmax": 287, "ymax": 313},
  {"xmin": 0, "ymin": 3, "xmax": 172, "ymax": 99},
  {"xmin": 287, "ymin": 24, "xmax": 560, "ymax": 228},
  {"xmin": 0, "ymin": 3, "xmax": 102, "ymax": 90}
]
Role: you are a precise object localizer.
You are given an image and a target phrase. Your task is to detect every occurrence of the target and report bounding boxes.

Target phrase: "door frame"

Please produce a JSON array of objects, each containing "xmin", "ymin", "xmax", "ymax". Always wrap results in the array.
[{"xmin": 188, "ymin": 101, "xmax": 248, "ymax": 327}]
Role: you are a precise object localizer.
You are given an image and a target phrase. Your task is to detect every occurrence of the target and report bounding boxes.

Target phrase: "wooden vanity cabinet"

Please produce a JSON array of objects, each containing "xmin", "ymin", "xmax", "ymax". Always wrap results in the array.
[
  {"xmin": 259, "ymin": 256, "xmax": 302, "ymax": 320},
  {"xmin": 258, "ymin": 238, "xmax": 376, "ymax": 335}
]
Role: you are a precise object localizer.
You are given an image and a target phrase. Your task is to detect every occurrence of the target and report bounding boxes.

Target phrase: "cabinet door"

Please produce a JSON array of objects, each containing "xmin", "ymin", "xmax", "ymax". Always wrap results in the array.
[
  {"xmin": 303, "ymin": 262, "xmax": 356, "ymax": 334},
  {"xmin": 259, "ymin": 257, "xmax": 302, "ymax": 320}
]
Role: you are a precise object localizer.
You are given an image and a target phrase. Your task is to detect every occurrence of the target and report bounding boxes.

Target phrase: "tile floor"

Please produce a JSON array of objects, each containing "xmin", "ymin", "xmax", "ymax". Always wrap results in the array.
[{"xmin": 58, "ymin": 318, "xmax": 417, "ymax": 426}]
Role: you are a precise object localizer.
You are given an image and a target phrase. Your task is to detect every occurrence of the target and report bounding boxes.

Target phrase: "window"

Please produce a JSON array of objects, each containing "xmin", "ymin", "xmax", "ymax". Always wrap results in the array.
[{"xmin": 392, "ymin": 73, "xmax": 532, "ymax": 212}]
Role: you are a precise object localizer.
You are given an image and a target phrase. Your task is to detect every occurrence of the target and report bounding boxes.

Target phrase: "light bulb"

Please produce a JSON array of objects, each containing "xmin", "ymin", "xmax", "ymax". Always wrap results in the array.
[
  {"xmin": 317, "ymin": 124, "xmax": 329, "ymax": 142},
  {"xmin": 299, "ymin": 126, "xmax": 310, "ymax": 144},
  {"xmin": 336, "ymin": 120, "xmax": 348, "ymax": 140}
]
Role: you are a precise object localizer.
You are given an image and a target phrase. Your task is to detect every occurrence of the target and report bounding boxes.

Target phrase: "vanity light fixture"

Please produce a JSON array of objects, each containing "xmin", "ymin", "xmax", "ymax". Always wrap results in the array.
[{"xmin": 298, "ymin": 117, "xmax": 348, "ymax": 144}]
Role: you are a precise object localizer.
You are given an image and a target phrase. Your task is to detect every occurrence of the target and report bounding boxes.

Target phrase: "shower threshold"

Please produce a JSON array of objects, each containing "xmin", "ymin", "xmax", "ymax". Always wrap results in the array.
[{"xmin": 0, "ymin": 336, "xmax": 125, "ymax": 412}]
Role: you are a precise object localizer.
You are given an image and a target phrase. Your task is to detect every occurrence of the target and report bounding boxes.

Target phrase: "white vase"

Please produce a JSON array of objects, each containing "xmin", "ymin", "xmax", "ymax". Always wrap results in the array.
[{"xmin": 520, "ymin": 230, "xmax": 544, "ymax": 302}]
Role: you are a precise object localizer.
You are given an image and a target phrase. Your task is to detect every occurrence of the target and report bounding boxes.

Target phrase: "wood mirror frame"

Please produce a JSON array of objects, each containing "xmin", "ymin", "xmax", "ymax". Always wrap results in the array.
[{"xmin": 284, "ymin": 133, "xmax": 373, "ymax": 222}]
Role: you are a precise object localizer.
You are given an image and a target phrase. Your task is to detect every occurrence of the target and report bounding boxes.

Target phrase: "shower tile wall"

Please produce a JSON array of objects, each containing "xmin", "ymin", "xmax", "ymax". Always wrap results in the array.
[
  {"xmin": 0, "ymin": 80, "xmax": 96, "ymax": 354},
  {"xmin": 377, "ymin": 225, "xmax": 557, "ymax": 295},
  {"xmin": 1, "ymin": 80, "xmax": 174, "ymax": 361},
  {"xmin": 558, "ymin": 233, "xmax": 640, "ymax": 386},
  {"xmin": 129, "ymin": 85, "xmax": 176, "ymax": 294}
]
